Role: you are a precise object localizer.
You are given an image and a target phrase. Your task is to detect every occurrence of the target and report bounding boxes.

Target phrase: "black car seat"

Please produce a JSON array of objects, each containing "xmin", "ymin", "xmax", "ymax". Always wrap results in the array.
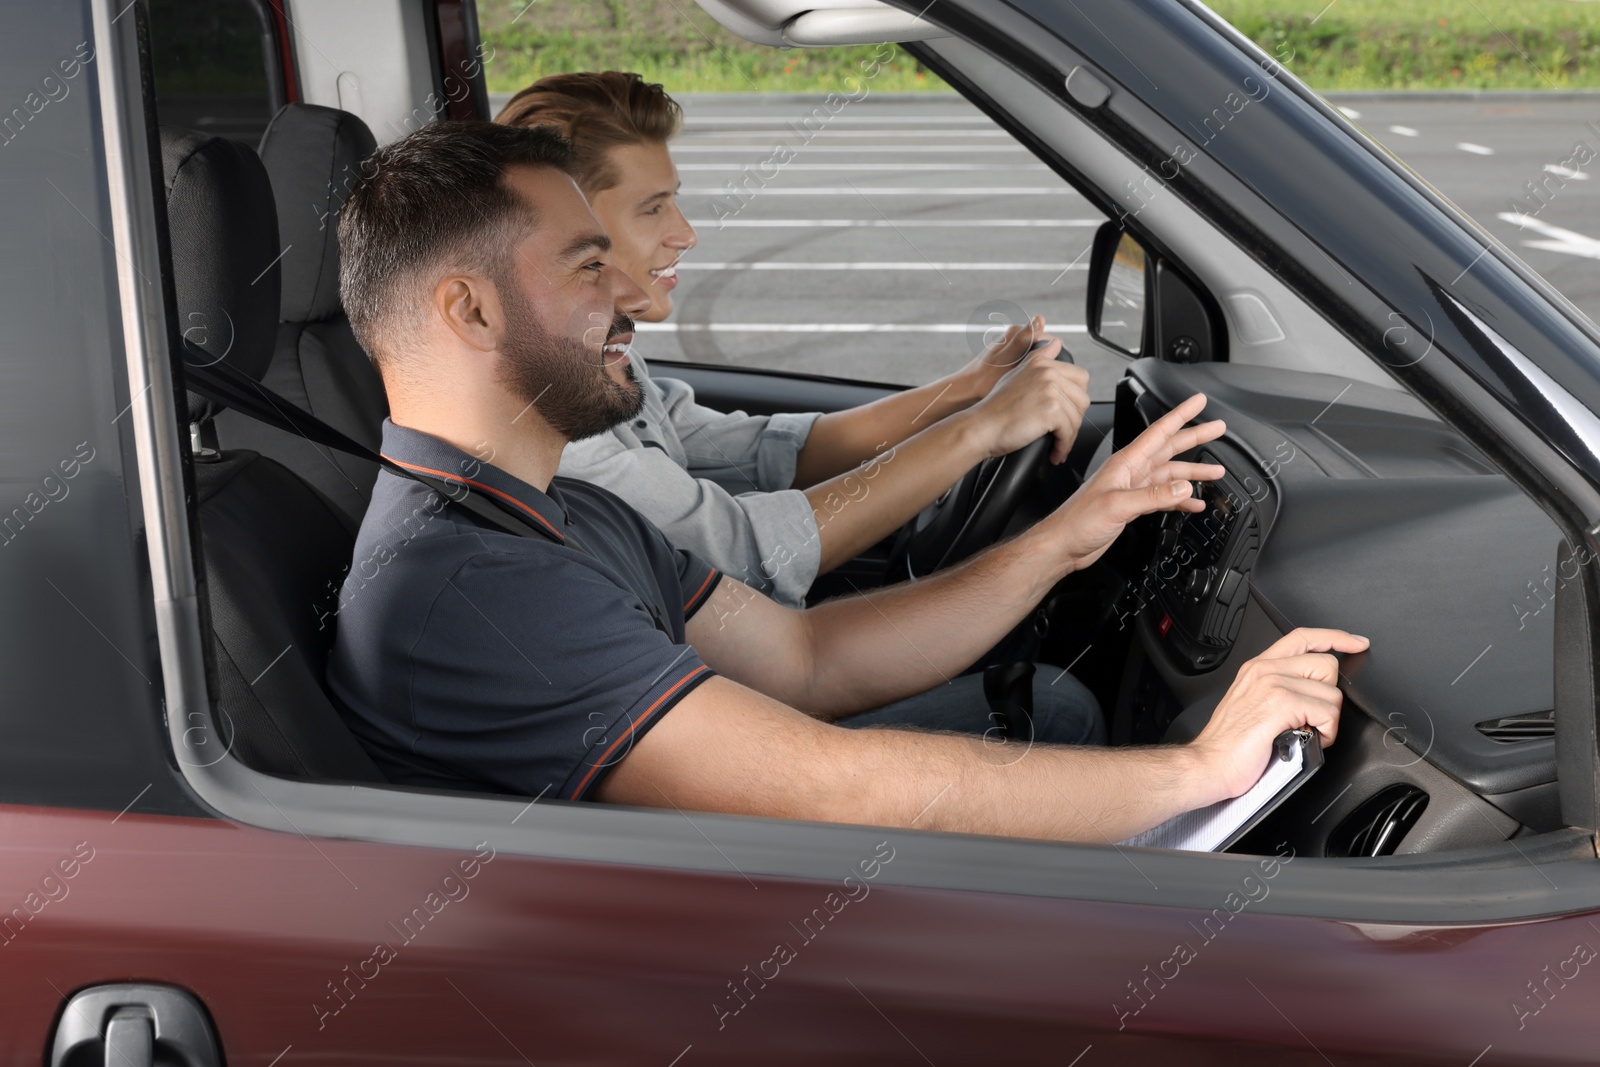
[
  {"xmin": 162, "ymin": 125, "xmax": 386, "ymax": 784},
  {"xmin": 213, "ymin": 103, "xmax": 388, "ymax": 526}
]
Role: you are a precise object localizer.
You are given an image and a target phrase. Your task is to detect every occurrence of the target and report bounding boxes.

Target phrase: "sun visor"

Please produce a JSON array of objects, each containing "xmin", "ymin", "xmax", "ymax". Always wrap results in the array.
[{"xmin": 693, "ymin": 0, "xmax": 950, "ymax": 47}]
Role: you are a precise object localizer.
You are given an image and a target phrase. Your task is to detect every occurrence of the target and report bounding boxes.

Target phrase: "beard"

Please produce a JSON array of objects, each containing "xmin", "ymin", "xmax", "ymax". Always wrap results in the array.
[{"xmin": 493, "ymin": 282, "xmax": 644, "ymax": 442}]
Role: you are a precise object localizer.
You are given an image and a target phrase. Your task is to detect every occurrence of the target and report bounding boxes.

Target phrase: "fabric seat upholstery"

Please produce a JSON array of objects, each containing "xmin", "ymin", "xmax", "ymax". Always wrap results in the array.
[
  {"xmin": 162, "ymin": 124, "xmax": 387, "ymax": 784},
  {"xmin": 214, "ymin": 103, "xmax": 388, "ymax": 525}
]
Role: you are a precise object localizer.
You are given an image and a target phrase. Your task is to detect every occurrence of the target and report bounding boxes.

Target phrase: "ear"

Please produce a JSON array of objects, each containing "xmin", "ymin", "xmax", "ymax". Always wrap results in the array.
[{"xmin": 434, "ymin": 272, "xmax": 501, "ymax": 354}]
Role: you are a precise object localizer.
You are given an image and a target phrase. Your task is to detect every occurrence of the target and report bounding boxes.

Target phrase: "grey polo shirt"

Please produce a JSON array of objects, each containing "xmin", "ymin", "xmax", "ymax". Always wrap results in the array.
[
  {"xmin": 557, "ymin": 353, "xmax": 823, "ymax": 607},
  {"xmin": 326, "ymin": 419, "xmax": 722, "ymax": 801}
]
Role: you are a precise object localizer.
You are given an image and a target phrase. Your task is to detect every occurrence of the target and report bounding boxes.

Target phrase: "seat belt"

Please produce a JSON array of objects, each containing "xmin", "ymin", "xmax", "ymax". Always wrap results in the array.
[
  {"xmin": 181, "ymin": 346, "xmax": 560, "ymax": 546},
  {"xmin": 180, "ymin": 347, "xmax": 674, "ymax": 635}
]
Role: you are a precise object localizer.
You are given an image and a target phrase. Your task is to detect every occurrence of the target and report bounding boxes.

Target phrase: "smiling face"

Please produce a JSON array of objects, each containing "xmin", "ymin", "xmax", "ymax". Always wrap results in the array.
[
  {"xmin": 491, "ymin": 165, "xmax": 652, "ymax": 440},
  {"xmin": 587, "ymin": 141, "xmax": 697, "ymax": 323}
]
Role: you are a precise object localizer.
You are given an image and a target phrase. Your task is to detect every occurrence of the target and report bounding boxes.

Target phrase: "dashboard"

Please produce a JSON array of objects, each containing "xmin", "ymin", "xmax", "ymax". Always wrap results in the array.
[{"xmin": 1109, "ymin": 359, "xmax": 1565, "ymax": 856}]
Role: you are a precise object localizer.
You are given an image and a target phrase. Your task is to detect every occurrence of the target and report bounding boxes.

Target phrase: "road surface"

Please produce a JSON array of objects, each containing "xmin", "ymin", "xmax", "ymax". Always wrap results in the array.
[{"xmin": 489, "ymin": 91, "xmax": 1600, "ymax": 399}]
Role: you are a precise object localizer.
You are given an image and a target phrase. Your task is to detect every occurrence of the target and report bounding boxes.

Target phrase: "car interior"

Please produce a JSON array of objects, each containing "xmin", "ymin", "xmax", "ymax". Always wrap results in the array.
[{"xmin": 145, "ymin": 0, "xmax": 1583, "ymax": 867}]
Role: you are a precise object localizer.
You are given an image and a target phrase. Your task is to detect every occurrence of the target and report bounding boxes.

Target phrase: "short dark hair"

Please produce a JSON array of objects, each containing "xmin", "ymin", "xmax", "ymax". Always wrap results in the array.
[
  {"xmin": 495, "ymin": 72, "xmax": 682, "ymax": 196},
  {"xmin": 338, "ymin": 120, "xmax": 576, "ymax": 366}
]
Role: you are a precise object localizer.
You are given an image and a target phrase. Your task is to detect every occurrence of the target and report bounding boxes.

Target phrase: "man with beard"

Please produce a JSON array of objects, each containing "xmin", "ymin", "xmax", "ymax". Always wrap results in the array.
[
  {"xmin": 496, "ymin": 72, "xmax": 1088, "ymax": 613},
  {"xmin": 327, "ymin": 121, "xmax": 1364, "ymax": 842}
]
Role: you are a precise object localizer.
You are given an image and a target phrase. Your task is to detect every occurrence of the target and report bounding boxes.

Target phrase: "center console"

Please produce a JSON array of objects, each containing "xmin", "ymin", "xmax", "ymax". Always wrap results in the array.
[{"xmin": 1146, "ymin": 455, "xmax": 1264, "ymax": 673}]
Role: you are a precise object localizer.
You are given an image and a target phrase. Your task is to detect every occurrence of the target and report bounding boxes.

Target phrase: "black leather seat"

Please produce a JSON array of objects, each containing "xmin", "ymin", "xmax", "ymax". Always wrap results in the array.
[
  {"xmin": 162, "ymin": 125, "xmax": 386, "ymax": 784},
  {"xmin": 213, "ymin": 103, "xmax": 388, "ymax": 526}
]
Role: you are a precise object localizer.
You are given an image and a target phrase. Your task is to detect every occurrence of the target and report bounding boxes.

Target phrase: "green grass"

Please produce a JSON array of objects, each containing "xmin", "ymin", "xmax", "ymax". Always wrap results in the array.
[
  {"xmin": 1207, "ymin": 0, "xmax": 1600, "ymax": 89},
  {"xmin": 477, "ymin": 0, "xmax": 947, "ymax": 95},
  {"xmin": 480, "ymin": 31, "xmax": 944, "ymax": 95},
  {"xmin": 475, "ymin": 0, "xmax": 1600, "ymax": 94}
]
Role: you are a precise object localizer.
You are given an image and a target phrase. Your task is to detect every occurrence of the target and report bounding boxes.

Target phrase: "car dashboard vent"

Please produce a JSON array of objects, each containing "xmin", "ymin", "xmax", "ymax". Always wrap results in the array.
[
  {"xmin": 1475, "ymin": 710, "xmax": 1555, "ymax": 742},
  {"xmin": 1326, "ymin": 785, "xmax": 1429, "ymax": 858}
]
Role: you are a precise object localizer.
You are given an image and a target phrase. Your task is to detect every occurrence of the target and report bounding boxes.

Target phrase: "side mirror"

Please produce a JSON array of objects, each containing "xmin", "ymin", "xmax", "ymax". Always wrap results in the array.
[
  {"xmin": 1086, "ymin": 223, "xmax": 1150, "ymax": 356},
  {"xmin": 1086, "ymin": 221, "xmax": 1225, "ymax": 364}
]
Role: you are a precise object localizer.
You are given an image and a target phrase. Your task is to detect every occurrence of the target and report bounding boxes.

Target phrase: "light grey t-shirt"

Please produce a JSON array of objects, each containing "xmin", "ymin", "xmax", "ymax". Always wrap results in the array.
[{"xmin": 558, "ymin": 354, "xmax": 823, "ymax": 607}]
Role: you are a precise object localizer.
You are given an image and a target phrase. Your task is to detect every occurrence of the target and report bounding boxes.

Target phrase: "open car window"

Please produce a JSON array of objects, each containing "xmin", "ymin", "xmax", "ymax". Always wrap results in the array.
[
  {"xmin": 111, "ymin": 0, "xmax": 1600, "ymax": 936},
  {"xmin": 632, "ymin": 85, "xmax": 1125, "ymax": 399}
]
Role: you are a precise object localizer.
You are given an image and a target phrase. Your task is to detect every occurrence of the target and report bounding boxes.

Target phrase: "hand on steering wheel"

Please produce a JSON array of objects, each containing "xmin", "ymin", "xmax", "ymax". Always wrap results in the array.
[
  {"xmin": 891, "ymin": 338, "xmax": 1090, "ymax": 577},
  {"xmin": 967, "ymin": 333, "xmax": 1090, "ymax": 465},
  {"xmin": 958, "ymin": 313, "xmax": 1063, "ymax": 398}
]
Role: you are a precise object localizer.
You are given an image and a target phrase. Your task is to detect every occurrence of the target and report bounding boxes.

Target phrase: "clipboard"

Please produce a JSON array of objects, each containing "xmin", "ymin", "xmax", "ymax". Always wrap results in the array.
[{"xmin": 1117, "ymin": 728, "xmax": 1324, "ymax": 852}]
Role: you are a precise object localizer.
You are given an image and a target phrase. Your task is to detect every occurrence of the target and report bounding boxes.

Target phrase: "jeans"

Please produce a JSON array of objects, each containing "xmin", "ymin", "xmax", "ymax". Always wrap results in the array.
[{"xmin": 837, "ymin": 666, "xmax": 1107, "ymax": 746}]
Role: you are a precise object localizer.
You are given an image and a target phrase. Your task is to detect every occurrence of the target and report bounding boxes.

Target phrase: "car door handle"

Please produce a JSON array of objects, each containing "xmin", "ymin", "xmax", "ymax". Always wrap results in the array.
[
  {"xmin": 48, "ymin": 983, "xmax": 221, "ymax": 1067},
  {"xmin": 104, "ymin": 1009, "xmax": 153, "ymax": 1067}
]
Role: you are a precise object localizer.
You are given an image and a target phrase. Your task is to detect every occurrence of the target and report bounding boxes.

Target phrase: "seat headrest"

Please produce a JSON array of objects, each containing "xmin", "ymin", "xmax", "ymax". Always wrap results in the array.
[
  {"xmin": 258, "ymin": 104, "xmax": 378, "ymax": 324},
  {"xmin": 161, "ymin": 127, "xmax": 282, "ymax": 424}
]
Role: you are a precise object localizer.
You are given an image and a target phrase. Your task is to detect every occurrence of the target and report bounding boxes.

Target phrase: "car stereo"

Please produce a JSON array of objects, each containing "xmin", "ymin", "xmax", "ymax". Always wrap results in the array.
[{"xmin": 1143, "ymin": 452, "xmax": 1263, "ymax": 672}]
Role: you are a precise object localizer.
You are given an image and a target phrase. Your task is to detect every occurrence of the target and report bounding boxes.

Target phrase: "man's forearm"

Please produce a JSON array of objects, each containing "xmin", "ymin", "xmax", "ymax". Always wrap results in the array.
[
  {"xmin": 802, "ymin": 409, "xmax": 990, "ymax": 576},
  {"xmin": 600, "ymin": 673, "xmax": 1225, "ymax": 845},
  {"xmin": 823, "ymin": 719, "xmax": 1213, "ymax": 842},
  {"xmin": 792, "ymin": 375, "xmax": 981, "ymax": 488},
  {"xmin": 794, "ymin": 519, "xmax": 1072, "ymax": 717}
]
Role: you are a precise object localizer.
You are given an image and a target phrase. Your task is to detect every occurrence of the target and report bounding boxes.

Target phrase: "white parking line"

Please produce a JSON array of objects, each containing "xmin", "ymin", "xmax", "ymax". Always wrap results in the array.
[
  {"xmin": 1496, "ymin": 212, "xmax": 1600, "ymax": 259},
  {"xmin": 676, "ymin": 162, "xmax": 1048, "ymax": 171},
  {"xmin": 671, "ymin": 144, "xmax": 1034, "ymax": 152},
  {"xmin": 1458, "ymin": 142, "xmax": 1495, "ymax": 155},
  {"xmin": 1337, "ymin": 106, "xmax": 1362, "ymax": 119},
  {"xmin": 680, "ymin": 128, "xmax": 1014, "ymax": 138},
  {"xmin": 637, "ymin": 322, "xmax": 1091, "ymax": 333},
  {"xmin": 677, "ymin": 261, "xmax": 1087, "ymax": 270},
  {"xmin": 1388, "ymin": 125, "xmax": 1420, "ymax": 137},
  {"xmin": 683, "ymin": 116, "xmax": 1000, "ymax": 125},
  {"xmin": 684, "ymin": 218, "xmax": 1102, "ymax": 227},
  {"xmin": 1545, "ymin": 163, "xmax": 1590, "ymax": 181},
  {"xmin": 683, "ymin": 186, "xmax": 1075, "ymax": 195}
]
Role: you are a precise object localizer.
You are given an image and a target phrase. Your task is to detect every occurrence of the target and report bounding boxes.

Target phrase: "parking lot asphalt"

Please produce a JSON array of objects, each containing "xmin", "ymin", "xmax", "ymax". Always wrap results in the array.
[
  {"xmin": 1329, "ymin": 95, "xmax": 1600, "ymax": 319},
  {"xmin": 488, "ymin": 91, "xmax": 1600, "ymax": 399}
]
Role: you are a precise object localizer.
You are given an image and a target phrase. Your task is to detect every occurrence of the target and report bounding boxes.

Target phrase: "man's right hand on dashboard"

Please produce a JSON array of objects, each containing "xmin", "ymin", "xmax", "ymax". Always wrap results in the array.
[{"xmin": 1188, "ymin": 628, "xmax": 1367, "ymax": 805}]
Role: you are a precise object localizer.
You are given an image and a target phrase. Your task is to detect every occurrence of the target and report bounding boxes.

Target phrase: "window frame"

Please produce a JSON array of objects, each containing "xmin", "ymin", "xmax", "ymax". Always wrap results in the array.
[{"xmin": 100, "ymin": 0, "xmax": 1600, "ymax": 924}]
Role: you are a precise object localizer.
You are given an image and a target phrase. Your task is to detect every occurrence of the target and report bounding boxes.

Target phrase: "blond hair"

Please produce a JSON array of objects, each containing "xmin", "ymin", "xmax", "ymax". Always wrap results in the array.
[{"xmin": 495, "ymin": 71, "xmax": 682, "ymax": 196}]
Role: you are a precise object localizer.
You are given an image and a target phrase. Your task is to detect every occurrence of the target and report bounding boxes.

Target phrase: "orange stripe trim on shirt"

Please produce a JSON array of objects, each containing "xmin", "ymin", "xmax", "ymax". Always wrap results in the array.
[
  {"xmin": 683, "ymin": 569, "xmax": 719, "ymax": 614},
  {"xmin": 382, "ymin": 453, "xmax": 564, "ymax": 541},
  {"xmin": 571, "ymin": 665, "xmax": 711, "ymax": 799}
]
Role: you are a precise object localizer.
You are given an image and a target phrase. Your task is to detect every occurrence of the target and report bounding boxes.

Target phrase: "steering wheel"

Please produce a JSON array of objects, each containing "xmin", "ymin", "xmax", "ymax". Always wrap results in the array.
[{"xmin": 888, "ymin": 341, "xmax": 1074, "ymax": 580}]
